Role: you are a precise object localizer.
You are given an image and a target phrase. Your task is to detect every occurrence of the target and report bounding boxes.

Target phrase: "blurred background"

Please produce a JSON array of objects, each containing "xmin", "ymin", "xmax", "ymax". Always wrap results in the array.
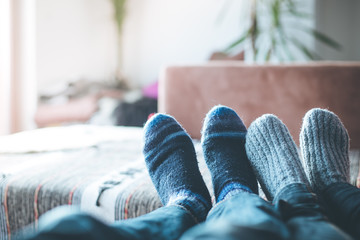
[{"xmin": 0, "ymin": 0, "xmax": 359, "ymax": 135}]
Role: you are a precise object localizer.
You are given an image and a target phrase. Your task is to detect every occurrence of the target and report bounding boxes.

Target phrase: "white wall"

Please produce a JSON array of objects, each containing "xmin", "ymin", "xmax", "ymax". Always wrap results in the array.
[
  {"xmin": 36, "ymin": 0, "xmax": 252, "ymax": 89},
  {"xmin": 315, "ymin": 0, "xmax": 360, "ymax": 61},
  {"xmin": 36, "ymin": 0, "xmax": 118, "ymax": 93},
  {"xmin": 0, "ymin": 0, "xmax": 12, "ymax": 134},
  {"xmin": 121, "ymin": 0, "xmax": 252, "ymax": 87},
  {"xmin": 13, "ymin": 0, "xmax": 37, "ymax": 131},
  {"xmin": 0, "ymin": 0, "xmax": 37, "ymax": 134}
]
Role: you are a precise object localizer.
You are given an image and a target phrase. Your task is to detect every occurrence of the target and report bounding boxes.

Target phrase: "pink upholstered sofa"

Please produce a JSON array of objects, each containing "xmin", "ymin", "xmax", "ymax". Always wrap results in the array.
[{"xmin": 159, "ymin": 61, "xmax": 360, "ymax": 148}]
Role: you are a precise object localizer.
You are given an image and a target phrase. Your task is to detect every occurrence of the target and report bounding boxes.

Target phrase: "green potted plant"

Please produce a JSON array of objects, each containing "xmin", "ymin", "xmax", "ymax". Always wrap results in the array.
[
  {"xmin": 111, "ymin": 0, "xmax": 128, "ymax": 88},
  {"xmin": 223, "ymin": 0, "xmax": 341, "ymax": 62}
]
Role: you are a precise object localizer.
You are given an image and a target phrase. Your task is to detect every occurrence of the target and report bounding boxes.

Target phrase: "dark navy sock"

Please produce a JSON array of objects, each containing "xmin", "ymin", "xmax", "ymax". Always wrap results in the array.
[
  {"xmin": 143, "ymin": 114, "xmax": 212, "ymax": 222},
  {"xmin": 201, "ymin": 105, "xmax": 258, "ymax": 203}
]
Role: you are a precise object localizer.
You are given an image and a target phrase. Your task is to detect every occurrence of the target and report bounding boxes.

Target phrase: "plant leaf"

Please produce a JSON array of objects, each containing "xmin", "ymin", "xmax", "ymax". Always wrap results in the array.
[
  {"xmin": 215, "ymin": 0, "xmax": 231, "ymax": 25},
  {"xmin": 291, "ymin": 38, "xmax": 321, "ymax": 60},
  {"xmin": 277, "ymin": 28, "xmax": 295, "ymax": 61},
  {"xmin": 285, "ymin": 10, "xmax": 311, "ymax": 18},
  {"xmin": 265, "ymin": 48, "xmax": 272, "ymax": 62},
  {"xmin": 111, "ymin": 0, "xmax": 127, "ymax": 32},
  {"xmin": 308, "ymin": 29, "xmax": 342, "ymax": 50},
  {"xmin": 224, "ymin": 30, "xmax": 250, "ymax": 52},
  {"xmin": 293, "ymin": 27, "xmax": 342, "ymax": 50}
]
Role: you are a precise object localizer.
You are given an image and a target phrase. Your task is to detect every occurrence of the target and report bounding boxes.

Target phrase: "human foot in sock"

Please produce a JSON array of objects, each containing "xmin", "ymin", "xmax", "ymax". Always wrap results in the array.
[
  {"xmin": 143, "ymin": 114, "xmax": 212, "ymax": 222},
  {"xmin": 300, "ymin": 108, "xmax": 350, "ymax": 193},
  {"xmin": 245, "ymin": 114, "xmax": 310, "ymax": 201},
  {"xmin": 201, "ymin": 105, "xmax": 258, "ymax": 203}
]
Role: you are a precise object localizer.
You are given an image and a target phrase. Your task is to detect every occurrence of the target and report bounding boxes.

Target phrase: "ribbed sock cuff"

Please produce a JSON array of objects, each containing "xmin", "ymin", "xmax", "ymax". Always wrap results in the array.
[{"xmin": 217, "ymin": 182, "xmax": 253, "ymax": 202}]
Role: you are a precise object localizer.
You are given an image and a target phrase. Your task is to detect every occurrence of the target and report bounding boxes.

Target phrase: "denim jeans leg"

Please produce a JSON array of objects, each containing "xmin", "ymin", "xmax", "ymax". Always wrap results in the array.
[
  {"xmin": 321, "ymin": 182, "xmax": 360, "ymax": 239},
  {"xmin": 181, "ymin": 191, "xmax": 290, "ymax": 240},
  {"xmin": 273, "ymin": 183, "xmax": 352, "ymax": 240},
  {"xmin": 22, "ymin": 205, "xmax": 197, "ymax": 240}
]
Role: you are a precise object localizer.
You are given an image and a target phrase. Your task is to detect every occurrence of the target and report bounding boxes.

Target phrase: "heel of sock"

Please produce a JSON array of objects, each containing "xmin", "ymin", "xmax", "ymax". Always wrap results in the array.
[{"xmin": 167, "ymin": 190, "xmax": 212, "ymax": 222}]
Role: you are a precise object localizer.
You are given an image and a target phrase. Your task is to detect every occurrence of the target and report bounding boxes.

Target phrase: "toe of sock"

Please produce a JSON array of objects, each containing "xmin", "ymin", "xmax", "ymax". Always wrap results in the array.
[
  {"xmin": 202, "ymin": 105, "xmax": 246, "ymax": 140},
  {"xmin": 246, "ymin": 114, "xmax": 288, "ymax": 145},
  {"xmin": 303, "ymin": 108, "xmax": 336, "ymax": 123},
  {"xmin": 302, "ymin": 108, "xmax": 332, "ymax": 132},
  {"xmin": 144, "ymin": 113, "xmax": 175, "ymax": 133},
  {"xmin": 301, "ymin": 108, "xmax": 349, "ymax": 154},
  {"xmin": 204, "ymin": 105, "xmax": 240, "ymax": 121},
  {"xmin": 302, "ymin": 108, "xmax": 347, "ymax": 134},
  {"xmin": 143, "ymin": 113, "xmax": 190, "ymax": 153},
  {"xmin": 248, "ymin": 114, "xmax": 280, "ymax": 132}
]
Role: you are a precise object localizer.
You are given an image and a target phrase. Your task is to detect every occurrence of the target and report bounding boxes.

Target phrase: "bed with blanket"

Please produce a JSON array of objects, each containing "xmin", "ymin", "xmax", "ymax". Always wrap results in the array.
[{"xmin": 0, "ymin": 125, "xmax": 215, "ymax": 239}]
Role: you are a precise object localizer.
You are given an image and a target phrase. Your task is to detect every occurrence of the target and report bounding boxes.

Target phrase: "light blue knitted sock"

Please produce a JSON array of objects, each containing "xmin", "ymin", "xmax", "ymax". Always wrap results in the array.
[
  {"xmin": 300, "ymin": 108, "xmax": 350, "ymax": 193},
  {"xmin": 245, "ymin": 114, "xmax": 310, "ymax": 200}
]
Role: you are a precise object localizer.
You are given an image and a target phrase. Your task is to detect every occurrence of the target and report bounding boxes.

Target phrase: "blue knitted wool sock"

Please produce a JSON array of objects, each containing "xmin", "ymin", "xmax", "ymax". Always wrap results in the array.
[
  {"xmin": 201, "ymin": 106, "xmax": 258, "ymax": 203},
  {"xmin": 245, "ymin": 114, "xmax": 310, "ymax": 201},
  {"xmin": 143, "ymin": 114, "xmax": 212, "ymax": 222},
  {"xmin": 300, "ymin": 108, "xmax": 350, "ymax": 193}
]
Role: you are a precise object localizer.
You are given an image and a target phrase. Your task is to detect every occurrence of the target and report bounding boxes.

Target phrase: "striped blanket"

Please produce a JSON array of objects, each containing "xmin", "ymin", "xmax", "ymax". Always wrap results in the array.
[{"xmin": 0, "ymin": 125, "xmax": 358, "ymax": 239}]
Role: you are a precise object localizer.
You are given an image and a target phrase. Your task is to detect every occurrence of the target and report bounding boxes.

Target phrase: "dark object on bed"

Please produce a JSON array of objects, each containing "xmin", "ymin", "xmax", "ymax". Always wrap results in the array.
[{"xmin": 114, "ymin": 97, "xmax": 157, "ymax": 127}]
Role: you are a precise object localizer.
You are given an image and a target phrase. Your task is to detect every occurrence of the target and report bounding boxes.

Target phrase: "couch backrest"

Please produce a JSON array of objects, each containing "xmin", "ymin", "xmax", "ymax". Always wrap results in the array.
[{"xmin": 159, "ymin": 62, "xmax": 360, "ymax": 148}]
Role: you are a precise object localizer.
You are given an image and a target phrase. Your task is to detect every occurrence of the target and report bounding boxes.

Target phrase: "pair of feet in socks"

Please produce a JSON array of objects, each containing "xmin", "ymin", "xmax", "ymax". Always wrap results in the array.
[{"xmin": 143, "ymin": 106, "xmax": 349, "ymax": 222}]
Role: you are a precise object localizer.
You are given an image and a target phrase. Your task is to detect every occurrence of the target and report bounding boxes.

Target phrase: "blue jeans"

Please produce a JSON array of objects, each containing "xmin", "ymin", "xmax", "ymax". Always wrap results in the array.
[
  {"xmin": 181, "ymin": 192, "xmax": 289, "ymax": 240},
  {"xmin": 22, "ymin": 184, "xmax": 353, "ymax": 240},
  {"xmin": 273, "ymin": 183, "xmax": 351, "ymax": 240},
  {"xmin": 321, "ymin": 182, "xmax": 360, "ymax": 239},
  {"xmin": 21, "ymin": 206, "xmax": 195, "ymax": 240}
]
